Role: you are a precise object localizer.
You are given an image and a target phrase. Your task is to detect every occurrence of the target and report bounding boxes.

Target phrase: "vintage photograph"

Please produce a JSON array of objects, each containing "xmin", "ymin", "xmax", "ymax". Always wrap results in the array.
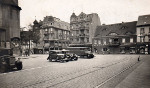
[{"xmin": 0, "ymin": 0, "xmax": 150, "ymax": 88}]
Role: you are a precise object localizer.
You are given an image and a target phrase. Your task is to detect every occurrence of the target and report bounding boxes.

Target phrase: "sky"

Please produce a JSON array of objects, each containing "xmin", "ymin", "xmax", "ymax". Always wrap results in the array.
[{"xmin": 19, "ymin": 0, "xmax": 150, "ymax": 28}]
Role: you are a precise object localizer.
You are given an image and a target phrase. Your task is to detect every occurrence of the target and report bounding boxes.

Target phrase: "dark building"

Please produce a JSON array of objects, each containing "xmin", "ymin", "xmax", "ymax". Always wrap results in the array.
[
  {"xmin": 93, "ymin": 21, "xmax": 137, "ymax": 54},
  {"xmin": 0, "ymin": 0, "xmax": 21, "ymax": 55}
]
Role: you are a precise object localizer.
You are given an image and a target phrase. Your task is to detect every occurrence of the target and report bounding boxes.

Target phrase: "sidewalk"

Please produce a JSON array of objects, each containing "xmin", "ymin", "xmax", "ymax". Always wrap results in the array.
[{"xmin": 116, "ymin": 56, "xmax": 150, "ymax": 88}]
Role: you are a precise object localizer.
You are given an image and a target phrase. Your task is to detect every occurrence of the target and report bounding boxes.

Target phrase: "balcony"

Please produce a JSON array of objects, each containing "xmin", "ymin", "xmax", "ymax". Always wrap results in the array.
[
  {"xmin": 79, "ymin": 26, "xmax": 85, "ymax": 30},
  {"xmin": 108, "ymin": 42, "xmax": 120, "ymax": 47},
  {"xmin": 79, "ymin": 34, "xmax": 89, "ymax": 37}
]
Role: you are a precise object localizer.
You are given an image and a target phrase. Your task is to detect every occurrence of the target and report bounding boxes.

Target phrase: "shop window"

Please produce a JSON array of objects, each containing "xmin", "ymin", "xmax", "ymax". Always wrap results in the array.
[{"xmin": 103, "ymin": 48, "xmax": 107, "ymax": 51}]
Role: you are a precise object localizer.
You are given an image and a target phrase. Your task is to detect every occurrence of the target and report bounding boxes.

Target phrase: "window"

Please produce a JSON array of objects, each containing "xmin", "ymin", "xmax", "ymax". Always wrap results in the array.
[
  {"xmin": 50, "ymin": 28, "xmax": 53, "ymax": 32},
  {"xmin": 98, "ymin": 40, "xmax": 101, "ymax": 44},
  {"xmin": 45, "ymin": 29, "xmax": 48, "ymax": 32},
  {"xmin": 130, "ymin": 38, "xmax": 133, "ymax": 43},
  {"xmin": 87, "ymin": 38, "xmax": 89, "ymax": 42},
  {"xmin": 44, "ymin": 40, "xmax": 48, "ymax": 43},
  {"xmin": 94, "ymin": 40, "xmax": 97, "ymax": 44},
  {"xmin": 103, "ymin": 39, "xmax": 106, "ymax": 45},
  {"xmin": 140, "ymin": 28, "xmax": 145, "ymax": 34},
  {"xmin": 122, "ymin": 38, "xmax": 125, "ymax": 43},
  {"xmin": 87, "ymin": 30, "xmax": 89, "ymax": 34},
  {"xmin": 140, "ymin": 37, "xmax": 145, "ymax": 42},
  {"xmin": 109, "ymin": 38, "xmax": 112, "ymax": 43}
]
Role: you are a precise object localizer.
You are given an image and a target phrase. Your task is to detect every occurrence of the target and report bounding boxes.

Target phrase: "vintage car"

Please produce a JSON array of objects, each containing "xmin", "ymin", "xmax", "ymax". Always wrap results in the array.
[
  {"xmin": 47, "ymin": 50, "xmax": 70, "ymax": 62},
  {"xmin": 65, "ymin": 47, "xmax": 94, "ymax": 58},
  {"xmin": 61, "ymin": 49, "xmax": 78, "ymax": 61},
  {"xmin": 0, "ymin": 48, "xmax": 23, "ymax": 73}
]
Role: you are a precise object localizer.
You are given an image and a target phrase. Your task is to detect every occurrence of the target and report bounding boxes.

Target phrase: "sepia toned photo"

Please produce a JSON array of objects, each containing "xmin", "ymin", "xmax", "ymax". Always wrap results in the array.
[{"xmin": 0, "ymin": 0, "xmax": 150, "ymax": 88}]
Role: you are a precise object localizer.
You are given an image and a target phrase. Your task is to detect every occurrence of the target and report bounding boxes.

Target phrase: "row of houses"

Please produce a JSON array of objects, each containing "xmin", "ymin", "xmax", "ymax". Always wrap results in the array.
[
  {"xmin": 30, "ymin": 13, "xmax": 150, "ymax": 54},
  {"xmin": 93, "ymin": 15, "xmax": 150, "ymax": 54},
  {"xmin": 1, "ymin": 0, "xmax": 149, "ymax": 55}
]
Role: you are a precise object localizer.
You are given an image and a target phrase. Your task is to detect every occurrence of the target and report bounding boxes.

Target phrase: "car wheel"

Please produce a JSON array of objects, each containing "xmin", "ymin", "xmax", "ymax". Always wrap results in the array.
[
  {"xmin": 49, "ymin": 59, "xmax": 52, "ymax": 62},
  {"xmin": 74, "ymin": 57, "xmax": 78, "ymax": 61},
  {"xmin": 16, "ymin": 62, "xmax": 23, "ymax": 70},
  {"xmin": 60, "ymin": 59, "xmax": 64, "ymax": 63},
  {"xmin": 87, "ymin": 54, "xmax": 91, "ymax": 58}
]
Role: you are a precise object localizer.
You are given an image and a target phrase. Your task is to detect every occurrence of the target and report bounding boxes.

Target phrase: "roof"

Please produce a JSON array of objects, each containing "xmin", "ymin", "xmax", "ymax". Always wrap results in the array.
[
  {"xmin": 137, "ymin": 15, "xmax": 150, "ymax": 26},
  {"xmin": 94, "ymin": 21, "xmax": 137, "ymax": 38}
]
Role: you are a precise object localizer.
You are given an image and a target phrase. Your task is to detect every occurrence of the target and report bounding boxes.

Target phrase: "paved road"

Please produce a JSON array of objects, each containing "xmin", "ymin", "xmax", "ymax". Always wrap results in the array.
[{"xmin": 0, "ymin": 54, "xmax": 148, "ymax": 88}]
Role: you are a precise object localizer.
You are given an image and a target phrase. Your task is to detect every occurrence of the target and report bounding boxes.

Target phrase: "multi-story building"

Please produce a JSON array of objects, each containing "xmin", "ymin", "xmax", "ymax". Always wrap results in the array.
[
  {"xmin": 136, "ymin": 15, "xmax": 150, "ymax": 54},
  {"xmin": 33, "ymin": 16, "xmax": 70, "ymax": 53},
  {"xmin": 70, "ymin": 12, "xmax": 101, "ymax": 45},
  {"xmin": 93, "ymin": 21, "xmax": 137, "ymax": 54},
  {"xmin": 0, "ymin": 0, "xmax": 21, "ymax": 55},
  {"xmin": 93, "ymin": 14, "xmax": 150, "ymax": 54}
]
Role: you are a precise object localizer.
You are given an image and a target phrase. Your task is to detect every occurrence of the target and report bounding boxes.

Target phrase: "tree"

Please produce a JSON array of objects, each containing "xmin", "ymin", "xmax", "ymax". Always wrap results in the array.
[{"xmin": 31, "ymin": 30, "xmax": 41, "ymax": 46}]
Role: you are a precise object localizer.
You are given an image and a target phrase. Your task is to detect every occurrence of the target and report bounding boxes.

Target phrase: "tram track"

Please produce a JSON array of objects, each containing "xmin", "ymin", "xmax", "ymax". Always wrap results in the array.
[{"xmin": 23, "ymin": 56, "xmax": 137, "ymax": 88}]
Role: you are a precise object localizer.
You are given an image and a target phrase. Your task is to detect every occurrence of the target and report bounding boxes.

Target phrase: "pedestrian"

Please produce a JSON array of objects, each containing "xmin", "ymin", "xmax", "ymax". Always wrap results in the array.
[
  {"xmin": 138, "ymin": 55, "xmax": 140, "ymax": 61},
  {"xmin": 25, "ymin": 50, "xmax": 28, "ymax": 57}
]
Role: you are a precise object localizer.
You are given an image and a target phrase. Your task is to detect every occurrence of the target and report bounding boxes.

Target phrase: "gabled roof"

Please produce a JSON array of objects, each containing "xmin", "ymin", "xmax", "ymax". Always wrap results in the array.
[
  {"xmin": 137, "ymin": 14, "xmax": 150, "ymax": 27},
  {"xmin": 94, "ymin": 21, "xmax": 137, "ymax": 38}
]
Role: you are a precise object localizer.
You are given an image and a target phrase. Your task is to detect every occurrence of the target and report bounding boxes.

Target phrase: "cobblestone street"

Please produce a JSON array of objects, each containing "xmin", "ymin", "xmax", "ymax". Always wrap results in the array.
[{"xmin": 0, "ymin": 54, "xmax": 149, "ymax": 88}]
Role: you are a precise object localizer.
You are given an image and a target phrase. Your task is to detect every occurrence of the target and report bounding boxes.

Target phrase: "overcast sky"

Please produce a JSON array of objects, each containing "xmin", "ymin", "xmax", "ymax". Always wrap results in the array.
[{"xmin": 19, "ymin": 0, "xmax": 150, "ymax": 27}]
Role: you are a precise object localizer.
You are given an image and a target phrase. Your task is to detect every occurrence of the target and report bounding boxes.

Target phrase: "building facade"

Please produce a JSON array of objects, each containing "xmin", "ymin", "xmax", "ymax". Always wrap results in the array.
[
  {"xmin": 136, "ymin": 15, "xmax": 150, "ymax": 54},
  {"xmin": 70, "ymin": 12, "xmax": 101, "ymax": 45},
  {"xmin": 93, "ymin": 14, "xmax": 150, "ymax": 54},
  {"xmin": 93, "ymin": 21, "xmax": 137, "ymax": 54},
  {"xmin": 0, "ymin": 0, "xmax": 21, "ymax": 48},
  {"xmin": 33, "ymin": 16, "xmax": 70, "ymax": 53}
]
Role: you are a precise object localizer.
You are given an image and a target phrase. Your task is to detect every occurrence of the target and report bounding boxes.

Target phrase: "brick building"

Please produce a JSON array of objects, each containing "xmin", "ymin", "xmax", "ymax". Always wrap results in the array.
[
  {"xmin": 70, "ymin": 12, "xmax": 101, "ymax": 45},
  {"xmin": 33, "ymin": 16, "xmax": 70, "ymax": 53}
]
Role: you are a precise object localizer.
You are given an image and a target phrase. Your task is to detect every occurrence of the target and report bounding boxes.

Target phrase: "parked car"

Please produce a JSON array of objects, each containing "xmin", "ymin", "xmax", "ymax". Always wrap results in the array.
[
  {"xmin": 61, "ymin": 49, "xmax": 78, "ymax": 61},
  {"xmin": 0, "ymin": 48, "xmax": 23, "ymax": 73},
  {"xmin": 47, "ymin": 50, "xmax": 70, "ymax": 62}
]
